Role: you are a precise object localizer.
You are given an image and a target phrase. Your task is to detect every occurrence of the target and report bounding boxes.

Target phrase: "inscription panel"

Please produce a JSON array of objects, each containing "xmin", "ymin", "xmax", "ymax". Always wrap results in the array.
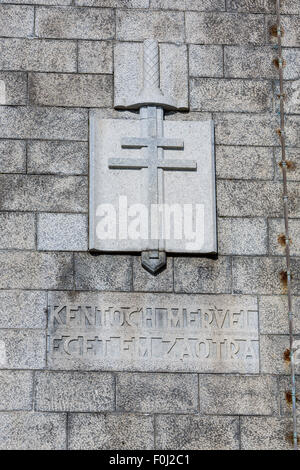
[{"xmin": 47, "ymin": 292, "xmax": 259, "ymax": 373}]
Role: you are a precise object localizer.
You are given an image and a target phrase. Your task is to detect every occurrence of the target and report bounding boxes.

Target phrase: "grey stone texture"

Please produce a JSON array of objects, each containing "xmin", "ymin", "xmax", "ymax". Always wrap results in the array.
[
  {"xmin": 259, "ymin": 295, "xmax": 300, "ymax": 335},
  {"xmin": 189, "ymin": 45, "xmax": 223, "ymax": 78},
  {"xmin": 37, "ymin": 213, "xmax": 88, "ymax": 251},
  {"xmin": 0, "ymin": 140, "xmax": 26, "ymax": 174},
  {"xmin": 29, "ymin": 73, "xmax": 112, "ymax": 108},
  {"xmin": 78, "ymin": 41, "xmax": 113, "ymax": 74},
  {"xmin": 275, "ymin": 147, "xmax": 300, "ymax": 182},
  {"xmin": 0, "ymin": 412, "xmax": 66, "ymax": 450},
  {"xmin": 133, "ymin": 256, "xmax": 173, "ymax": 292},
  {"xmin": 116, "ymin": 10, "xmax": 185, "ymax": 42},
  {"xmin": 36, "ymin": 6, "xmax": 115, "ymax": 40},
  {"xmin": 0, "ymin": 330, "xmax": 45, "ymax": 369},
  {"xmin": 69, "ymin": 413, "xmax": 154, "ymax": 450},
  {"xmin": 151, "ymin": 0, "xmax": 225, "ymax": 10},
  {"xmin": 268, "ymin": 218, "xmax": 300, "ymax": 256},
  {"xmin": 35, "ymin": 371, "xmax": 115, "ymax": 412},
  {"xmin": 0, "ymin": 371, "xmax": 33, "ymax": 411},
  {"xmin": 0, "ymin": 0, "xmax": 72, "ymax": 4},
  {"xmin": 260, "ymin": 335, "xmax": 291, "ymax": 375},
  {"xmin": 278, "ymin": 375, "xmax": 300, "ymax": 417},
  {"xmin": 116, "ymin": 373, "xmax": 198, "ymax": 413},
  {"xmin": 0, "ymin": 175, "xmax": 87, "ymax": 212},
  {"xmin": 216, "ymin": 145, "xmax": 274, "ymax": 180},
  {"xmin": 27, "ymin": 141, "xmax": 88, "ymax": 175},
  {"xmin": 199, "ymin": 375, "xmax": 278, "ymax": 415},
  {"xmin": 0, "ymin": 72, "xmax": 27, "ymax": 105},
  {"xmin": 241, "ymin": 417, "xmax": 296, "ymax": 450},
  {"xmin": 0, "ymin": 212, "xmax": 36, "ymax": 250},
  {"xmin": 267, "ymin": 15, "xmax": 300, "ymax": 47},
  {"xmin": 0, "ymin": 39, "xmax": 77, "ymax": 72},
  {"xmin": 0, "ymin": 290, "xmax": 47, "ymax": 329},
  {"xmin": 218, "ymin": 218, "xmax": 268, "ymax": 255},
  {"xmin": 76, "ymin": 0, "xmax": 149, "ymax": 6},
  {"xmin": 156, "ymin": 415, "xmax": 239, "ymax": 450},
  {"xmin": 0, "ymin": 4, "xmax": 33, "ymax": 38}
]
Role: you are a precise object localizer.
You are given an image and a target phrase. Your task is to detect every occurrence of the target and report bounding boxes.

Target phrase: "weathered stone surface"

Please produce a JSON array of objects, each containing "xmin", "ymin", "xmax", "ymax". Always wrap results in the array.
[
  {"xmin": 0, "ymin": 140, "xmax": 26, "ymax": 173},
  {"xmin": 151, "ymin": 0, "xmax": 225, "ymax": 9},
  {"xmin": 286, "ymin": 116, "xmax": 300, "ymax": 147},
  {"xmin": 68, "ymin": 413, "xmax": 154, "ymax": 450},
  {"xmin": 0, "ymin": 330, "xmax": 45, "ymax": 369},
  {"xmin": 0, "ymin": 106, "xmax": 87, "ymax": 140},
  {"xmin": 267, "ymin": 15, "xmax": 300, "ymax": 47},
  {"xmin": 27, "ymin": 141, "xmax": 88, "ymax": 175},
  {"xmin": 226, "ymin": 0, "xmax": 274, "ymax": 13},
  {"xmin": 224, "ymin": 46, "xmax": 300, "ymax": 80},
  {"xmin": 241, "ymin": 417, "xmax": 294, "ymax": 450},
  {"xmin": 35, "ymin": 371, "xmax": 115, "ymax": 412},
  {"xmin": 199, "ymin": 375, "xmax": 278, "ymax": 415},
  {"xmin": 0, "ymin": 72, "xmax": 27, "ymax": 105},
  {"xmin": 133, "ymin": 256, "xmax": 173, "ymax": 292},
  {"xmin": 116, "ymin": 373, "xmax": 198, "ymax": 413},
  {"xmin": 78, "ymin": 41, "xmax": 113, "ymax": 74},
  {"xmin": 36, "ymin": 6, "xmax": 114, "ymax": 40},
  {"xmin": 0, "ymin": 4, "xmax": 33, "ymax": 38},
  {"xmin": 260, "ymin": 335, "xmax": 291, "ymax": 374},
  {"xmin": 0, "ymin": 290, "xmax": 47, "ymax": 329},
  {"xmin": 218, "ymin": 218, "xmax": 268, "ymax": 255},
  {"xmin": 114, "ymin": 42, "xmax": 188, "ymax": 110},
  {"xmin": 190, "ymin": 78, "xmax": 271, "ymax": 112},
  {"xmin": 174, "ymin": 257, "xmax": 232, "ymax": 293},
  {"xmin": 116, "ymin": 10, "xmax": 184, "ymax": 42},
  {"xmin": 259, "ymin": 295, "xmax": 300, "ymax": 335},
  {"xmin": 0, "ymin": 252, "xmax": 73, "ymax": 289},
  {"xmin": 76, "ymin": 0, "xmax": 148, "ymax": 6},
  {"xmin": 0, "ymin": 412, "xmax": 66, "ymax": 450},
  {"xmin": 189, "ymin": 45, "xmax": 223, "ymax": 78},
  {"xmin": 0, "ymin": 38, "xmax": 76, "ymax": 72},
  {"xmin": 278, "ymin": 375, "xmax": 300, "ymax": 417},
  {"xmin": 275, "ymin": 147, "xmax": 300, "ymax": 181},
  {"xmin": 216, "ymin": 145, "xmax": 274, "ymax": 180},
  {"xmin": 0, "ymin": 371, "xmax": 33, "ymax": 411},
  {"xmin": 0, "ymin": 175, "xmax": 87, "ymax": 212},
  {"xmin": 0, "ymin": 213, "xmax": 36, "ymax": 250},
  {"xmin": 186, "ymin": 12, "xmax": 265, "ymax": 45},
  {"xmin": 29, "ymin": 73, "xmax": 112, "ymax": 108},
  {"xmin": 38, "ymin": 213, "xmax": 88, "ymax": 251},
  {"xmin": 156, "ymin": 415, "xmax": 239, "ymax": 450},
  {"xmin": 215, "ymin": 113, "xmax": 278, "ymax": 146},
  {"xmin": 217, "ymin": 181, "xmax": 282, "ymax": 217},
  {"xmin": 0, "ymin": 0, "xmax": 72, "ymax": 4},
  {"xmin": 232, "ymin": 256, "xmax": 300, "ymax": 295},
  {"xmin": 74, "ymin": 254, "xmax": 132, "ymax": 291},
  {"xmin": 276, "ymin": 80, "xmax": 300, "ymax": 115},
  {"xmin": 268, "ymin": 218, "xmax": 300, "ymax": 256},
  {"xmin": 47, "ymin": 291, "xmax": 259, "ymax": 373}
]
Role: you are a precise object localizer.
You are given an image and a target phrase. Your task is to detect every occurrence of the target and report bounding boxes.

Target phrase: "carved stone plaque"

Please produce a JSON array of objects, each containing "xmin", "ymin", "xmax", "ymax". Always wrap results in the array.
[{"xmin": 47, "ymin": 292, "xmax": 259, "ymax": 373}]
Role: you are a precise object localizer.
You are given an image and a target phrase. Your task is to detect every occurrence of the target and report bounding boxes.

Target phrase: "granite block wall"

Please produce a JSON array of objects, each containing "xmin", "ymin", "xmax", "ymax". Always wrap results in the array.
[{"xmin": 0, "ymin": 0, "xmax": 299, "ymax": 450}]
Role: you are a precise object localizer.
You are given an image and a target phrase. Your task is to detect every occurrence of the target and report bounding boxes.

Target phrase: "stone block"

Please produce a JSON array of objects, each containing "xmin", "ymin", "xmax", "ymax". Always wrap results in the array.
[
  {"xmin": 241, "ymin": 417, "xmax": 295, "ymax": 450},
  {"xmin": 0, "ymin": 106, "xmax": 88, "ymax": 140},
  {"xmin": 0, "ymin": 371, "xmax": 33, "ymax": 411},
  {"xmin": 268, "ymin": 218, "xmax": 300, "ymax": 256},
  {"xmin": 68, "ymin": 413, "xmax": 154, "ymax": 450},
  {"xmin": 29, "ymin": 73, "xmax": 112, "ymax": 108},
  {"xmin": 156, "ymin": 415, "xmax": 239, "ymax": 449},
  {"xmin": 1, "ymin": 0, "xmax": 72, "ymax": 4},
  {"xmin": 0, "ymin": 330, "xmax": 46, "ymax": 369},
  {"xmin": 0, "ymin": 140, "xmax": 26, "ymax": 173},
  {"xmin": 116, "ymin": 373, "xmax": 198, "ymax": 413},
  {"xmin": 0, "ymin": 72, "xmax": 27, "ymax": 105},
  {"xmin": 199, "ymin": 374, "xmax": 278, "ymax": 415},
  {"xmin": 278, "ymin": 375, "xmax": 300, "ymax": 417},
  {"xmin": 37, "ymin": 213, "xmax": 88, "ymax": 251},
  {"xmin": 78, "ymin": 40, "xmax": 113, "ymax": 74},
  {"xmin": 286, "ymin": 116, "xmax": 300, "ymax": 147},
  {"xmin": 186, "ymin": 12, "xmax": 265, "ymax": 45},
  {"xmin": 76, "ymin": 0, "xmax": 149, "ymax": 6},
  {"xmin": 0, "ymin": 412, "xmax": 66, "ymax": 450},
  {"xmin": 0, "ymin": 38, "xmax": 77, "ymax": 72},
  {"xmin": 0, "ymin": 290, "xmax": 47, "ymax": 329},
  {"xmin": 133, "ymin": 256, "xmax": 173, "ymax": 292},
  {"xmin": 0, "ymin": 213, "xmax": 36, "ymax": 250},
  {"xmin": 35, "ymin": 371, "xmax": 115, "ymax": 412},
  {"xmin": 218, "ymin": 218, "xmax": 268, "ymax": 255},
  {"xmin": 116, "ymin": 10, "xmax": 185, "ymax": 42},
  {"xmin": 27, "ymin": 141, "xmax": 88, "ymax": 175},
  {"xmin": 260, "ymin": 334, "xmax": 291, "ymax": 374},
  {"xmin": 174, "ymin": 257, "xmax": 232, "ymax": 293},
  {"xmin": 216, "ymin": 145, "xmax": 274, "ymax": 180},
  {"xmin": 0, "ymin": 251, "xmax": 73, "ymax": 290},
  {"xmin": 74, "ymin": 253, "xmax": 132, "ymax": 291},
  {"xmin": 189, "ymin": 45, "xmax": 223, "ymax": 78},
  {"xmin": 274, "ymin": 147, "xmax": 300, "ymax": 181},
  {"xmin": 0, "ymin": 4, "xmax": 33, "ymax": 38},
  {"xmin": 275, "ymin": 80, "xmax": 300, "ymax": 115},
  {"xmin": 190, "ymin": 78, "xmax": 272, "ymax": 112},
  {"xmin": 0, "ymin": 175, "xmax": 87, "ymax": 212},
  {"xmin": 36, "ymin": 6, "xmax": 114, "ymax": 40},
  {"xmin": 226, "ymin": 0, "xmax": 274, "ymax": 13},
  {"xmin": 267, "ymin": 15, "xmax": 300, "ymax": 47},
  {"xmin": 259, "ymin": 295, "xmax": 300, "ymax": 335},
  {"xmin": 150, "ymin": 0, "xmax": 225, "ymax": 10}
]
